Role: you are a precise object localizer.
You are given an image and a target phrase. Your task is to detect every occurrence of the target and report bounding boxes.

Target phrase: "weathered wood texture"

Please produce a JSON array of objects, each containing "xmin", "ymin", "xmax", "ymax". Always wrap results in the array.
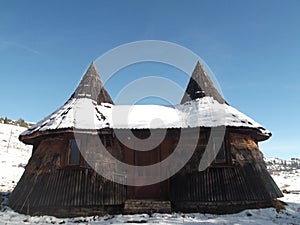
[
  {"xmin": 10, "ymin": 129, "xmax": 283, "ymax": 216},
  {"xmin": 170, "ymin": 165, "xmax": 282, "ymax": 202},
  {"xmin": 9, "ymin": 133, "xmax": 126, "ymax": 216},
  {"xmin": 181, "ymin": 61, "xmax": 226, "ymax": 104},
  {"xmin": 9, "ymin": 168, "xmax": 126, "ymax": 216},
  {"xmin": 72, "ymin": 62, "xmax": 114, "ymax": 104},
  {"xmin": 170, "ymin": 132, "xmax": 283, "ymax": 212}
]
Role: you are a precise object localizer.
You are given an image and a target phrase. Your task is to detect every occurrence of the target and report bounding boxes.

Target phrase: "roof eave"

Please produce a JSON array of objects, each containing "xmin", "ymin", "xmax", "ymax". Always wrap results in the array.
[{"xmin": 19, "ymin": 125, "xmax": 271, "ymax": 145}]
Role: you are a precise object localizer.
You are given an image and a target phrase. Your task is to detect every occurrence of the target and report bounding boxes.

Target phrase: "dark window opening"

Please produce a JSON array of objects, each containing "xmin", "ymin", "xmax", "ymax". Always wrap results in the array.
[
  {"xmin": 213, "ymin": 137, "xmax": 227, "ymax": 164},
  {"xmin": 69, "ymin": 140, "xmax": 81, "ymax": 165},
  {"xmin": 101, "ymin": 134, "xmax": 112, "ymax": 148},
  {"xmin": 105, "ymin": 137, "xmax": 111, "ymax": 148}
]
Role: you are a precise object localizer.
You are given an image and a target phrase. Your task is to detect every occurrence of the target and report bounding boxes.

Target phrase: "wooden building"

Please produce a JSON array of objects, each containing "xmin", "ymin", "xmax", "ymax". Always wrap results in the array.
[{"xmin": 9, "ymin": 62, "xmax": 282, "ymax": 216}]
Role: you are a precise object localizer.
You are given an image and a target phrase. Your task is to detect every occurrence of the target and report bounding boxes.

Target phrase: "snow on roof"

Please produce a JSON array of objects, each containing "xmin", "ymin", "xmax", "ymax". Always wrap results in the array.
[{"xmin": 21, "ymin": 96, "xmax": 270, "ymax": 137}]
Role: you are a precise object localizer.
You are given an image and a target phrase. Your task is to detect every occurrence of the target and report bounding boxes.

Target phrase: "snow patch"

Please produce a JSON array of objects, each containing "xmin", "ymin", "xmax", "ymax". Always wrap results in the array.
[{"xmin": 21, "ymin": 97, "xmax": 271, "ymax": 137}]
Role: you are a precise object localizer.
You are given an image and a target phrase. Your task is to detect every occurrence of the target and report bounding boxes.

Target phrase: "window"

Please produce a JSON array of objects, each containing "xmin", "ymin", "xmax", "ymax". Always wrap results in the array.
[
  {"xmin": 69, "ymin": 140, "xmax": 81, "ymax": 165},
  {"xmin": 102, "ymin": 134, "xmax": 112, "ymax": 148},
  {"xmin": 213, "ymin": 137, "xmax": 227, "ymax": 164}
]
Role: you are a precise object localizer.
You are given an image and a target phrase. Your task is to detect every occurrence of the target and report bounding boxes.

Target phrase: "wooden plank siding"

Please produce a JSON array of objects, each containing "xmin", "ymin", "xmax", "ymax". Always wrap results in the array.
[
  {"xmin": 9, "ymin": 168, "xmax": 127, "ymax": 215},
  {"xmin": 10, "ymin": 129, "xmax": 283, "ymax": 216},
  {"xmin": 170, "ymin": 164, "xmax": 282, "ymax": 202}
]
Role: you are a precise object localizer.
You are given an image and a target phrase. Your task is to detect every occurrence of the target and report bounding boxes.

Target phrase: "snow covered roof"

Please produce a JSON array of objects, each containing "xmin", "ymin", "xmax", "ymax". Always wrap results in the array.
[
  {"xmin": 20, "ymin": 61, "xmax": 271, "ymax": 141},
  {"xmin": 21, "ymin": 96, "xmax": 270, "ymax": 137}
]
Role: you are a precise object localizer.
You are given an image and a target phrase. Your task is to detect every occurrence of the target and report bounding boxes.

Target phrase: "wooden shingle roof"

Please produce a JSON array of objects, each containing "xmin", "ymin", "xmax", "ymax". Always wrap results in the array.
[
  {"xmin": 181, "ymin": 61, "xmax": 226, "ymax": 104},
  {"xmin": 71, "ymin": 62, "xmax": 114, "ymax": 104}
]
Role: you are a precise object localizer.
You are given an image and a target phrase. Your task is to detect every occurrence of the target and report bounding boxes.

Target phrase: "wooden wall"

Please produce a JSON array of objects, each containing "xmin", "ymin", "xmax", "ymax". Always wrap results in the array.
[
  {"xmin": 10, "ymin": 128, "xmax": 283, "ymax": 216},
  {"xmin": 170, "ymin": 132, "xmax": 283, "ymax": 206},
  {"xmin": 9, "ymin": 168, "xmax": 126, "ymax": 216}
]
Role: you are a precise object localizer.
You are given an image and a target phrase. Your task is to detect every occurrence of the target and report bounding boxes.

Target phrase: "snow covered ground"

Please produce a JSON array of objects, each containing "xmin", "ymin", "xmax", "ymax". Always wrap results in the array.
[
  {"xmin": 1, "ymin": 195, "xmax": 300, "ymax": 225},
  {"xmin": 0, "ymin": 123, "xmax": 299, "ymax": 224},
  {"xmin": 266, "ymin": 157, "xmax": 300, "ymax": 194},
  {"xmin": 0, "ymin": 123, "xmax": 31, "ymax": 192},
  {"xmin": 272, "ymin": 170, "xmax": 300, "ymax": 194}
]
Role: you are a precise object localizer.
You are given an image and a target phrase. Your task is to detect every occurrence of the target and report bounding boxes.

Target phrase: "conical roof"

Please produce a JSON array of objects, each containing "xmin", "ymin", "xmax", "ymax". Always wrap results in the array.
[
  {"xmin": 20, "ymin": 62, "xmax": 114, "ymax": 143},
  {"xmin": 20, "ymin": 61, "xmax": 271, "ymax": 144},
  {"xmin": 71, "ymin": 62, "xmax": 114, "ymax": 104},
  {"xmin": 181, "ymin": 61, "xmax": 226, "ymax": 104}
]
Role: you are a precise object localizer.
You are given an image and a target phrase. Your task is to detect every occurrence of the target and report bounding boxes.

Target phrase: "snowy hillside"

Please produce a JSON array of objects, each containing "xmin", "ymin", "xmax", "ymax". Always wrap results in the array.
[
  {"xmin": 0, "ymin": 123, "xmax": 31, "ymax": 192},
  {"xmin": 266, "ymin": 157, "xmax": 300, "ymax": 172},
  {"xmin": 266, "ymin": 158, "xmax": 300, "ymax": 194},
  {"xmin": 0, "ymin": 123, "xmax": 299, "ymax": 224}
]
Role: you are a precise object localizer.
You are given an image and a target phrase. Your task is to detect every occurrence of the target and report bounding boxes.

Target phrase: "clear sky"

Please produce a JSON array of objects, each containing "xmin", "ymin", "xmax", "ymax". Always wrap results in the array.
[{"xmin": 0, "ymin": 0, "xmax": 299, "ymax": 159}]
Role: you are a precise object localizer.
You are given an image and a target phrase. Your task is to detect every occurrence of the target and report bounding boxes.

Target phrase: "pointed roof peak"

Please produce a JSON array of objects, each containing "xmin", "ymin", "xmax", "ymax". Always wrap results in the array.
[
  {"xmin": 71, "ymin": 62, "xmax": 114, "ymax": 104},
  {"xmin": 82, "ymin": 61, "xmax": 98, "ymax": 79},
  {"xmin": 87, "ymin": 61, "xmax": 97, "ymax": 71},
  {"xmin": 181, "ymin": 61, "xmax": 226, "ymax": 104}
]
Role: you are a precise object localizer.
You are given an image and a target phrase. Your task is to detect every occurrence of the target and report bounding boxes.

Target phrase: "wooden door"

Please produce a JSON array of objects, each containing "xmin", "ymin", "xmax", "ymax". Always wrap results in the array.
[
  {"xmin": 133, "ymin": 148, "xmax": 162, "ymax": 199},
  {"xmin": 121, "ymin": 133, "xmax": 171, "ymax": 200}
]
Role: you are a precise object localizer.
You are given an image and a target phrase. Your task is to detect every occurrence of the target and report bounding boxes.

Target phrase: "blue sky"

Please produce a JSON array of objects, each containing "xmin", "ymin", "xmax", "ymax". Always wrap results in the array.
[{"xmin": 0, "ymin": 0, "xmax": 299, "ymax": 159}]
